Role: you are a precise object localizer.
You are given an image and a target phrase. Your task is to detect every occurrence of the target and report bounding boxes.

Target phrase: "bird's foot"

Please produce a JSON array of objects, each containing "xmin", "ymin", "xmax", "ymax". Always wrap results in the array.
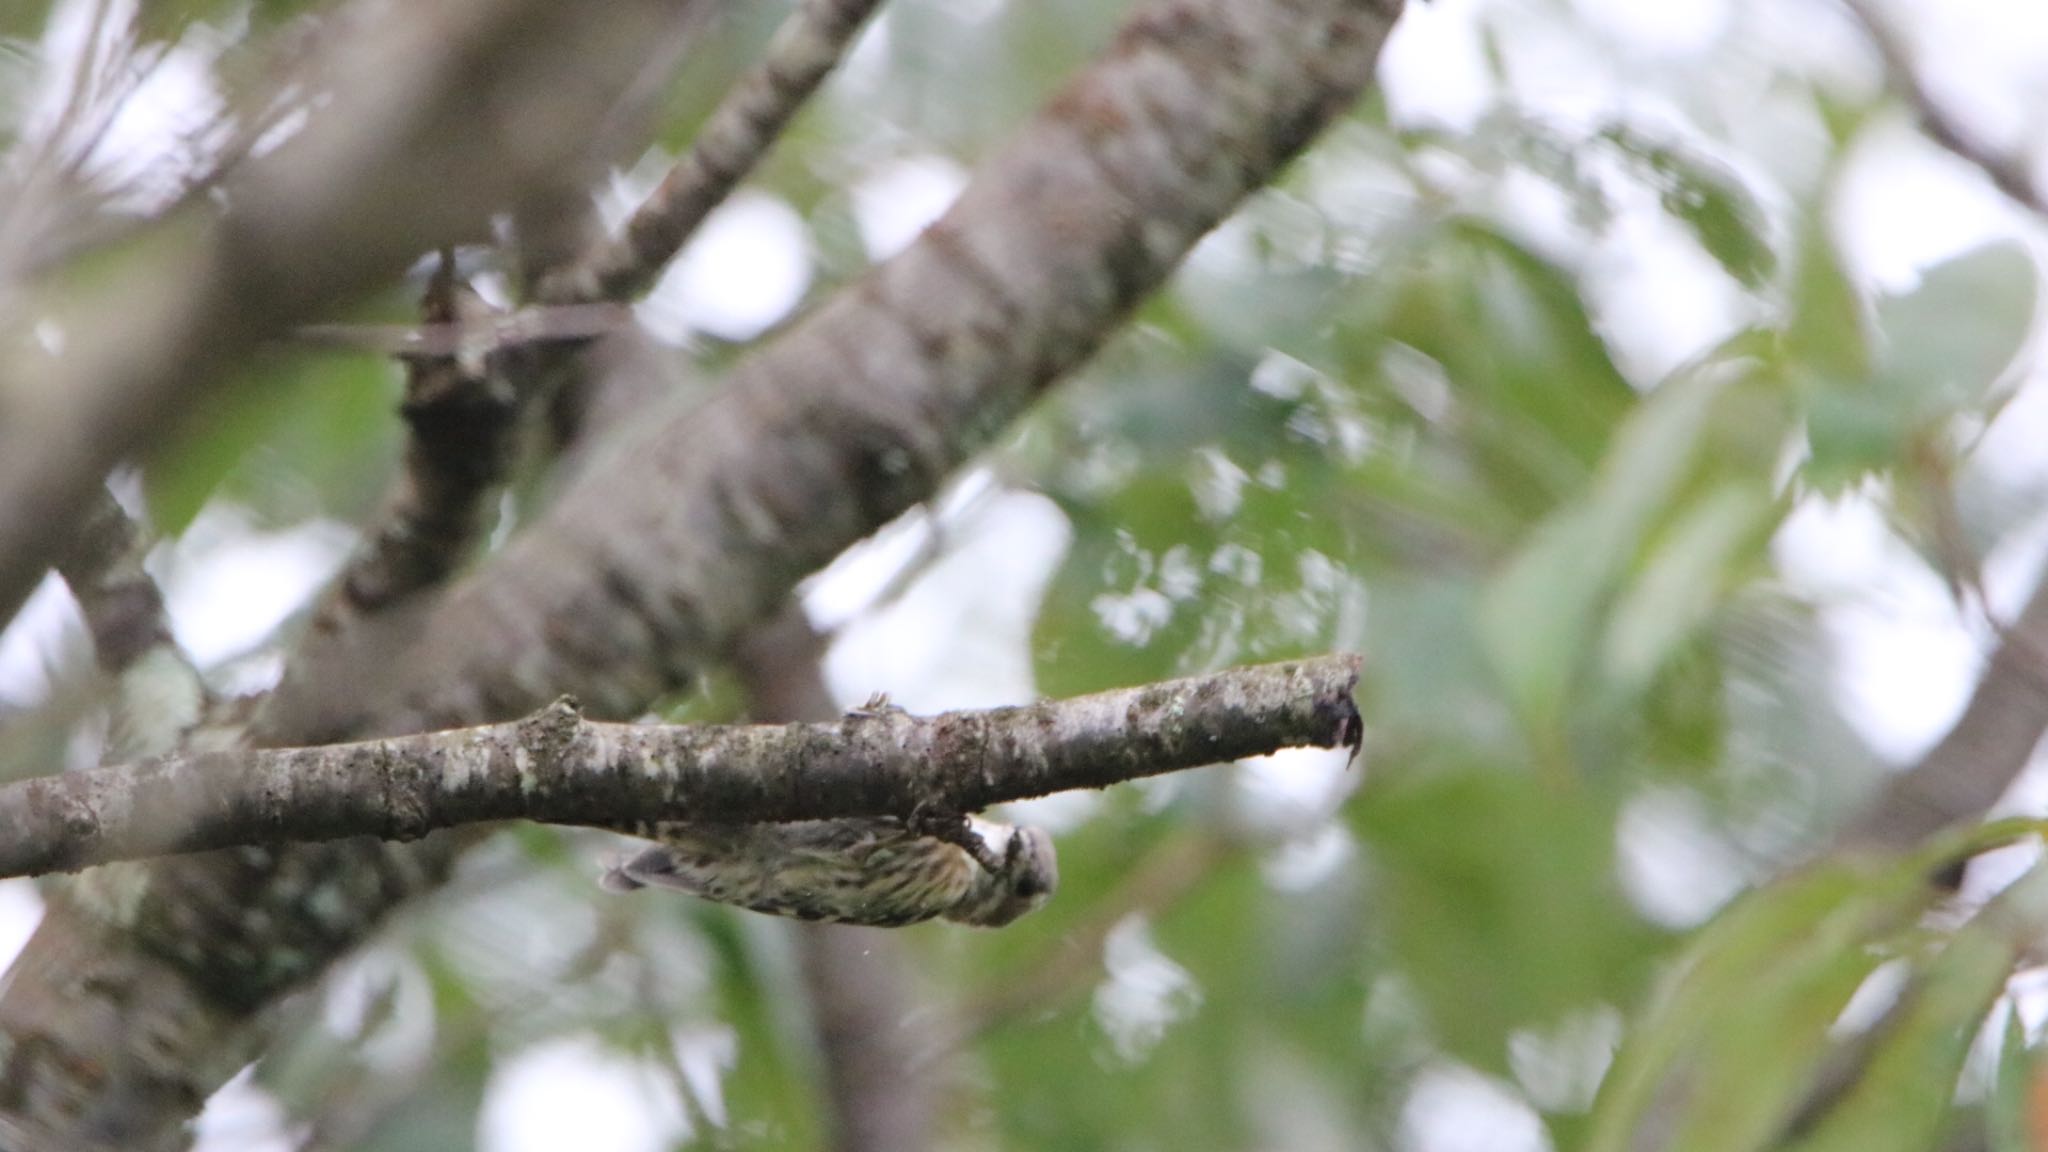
[{"xmin": 909, "ymin": 804, "xmax": 1006, "ymax": 875}]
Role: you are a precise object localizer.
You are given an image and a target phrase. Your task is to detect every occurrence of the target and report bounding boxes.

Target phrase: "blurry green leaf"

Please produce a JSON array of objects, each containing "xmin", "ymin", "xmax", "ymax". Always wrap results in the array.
[
  {"xmin": 1803, "ymin": 243, "xmax": 2035, "ymax": 490},
  {"xmin": 1788, "ymin": 862, "xmax": 2048, "ymax": 1152},
  {"xmin": 1480, "ymin": 363, "xmax": 1732, "ymax": 734},
  {"xmin": 1587, "ymin": 854, "xmax": 1946, "ymax": 1152},
  {"xmin": 1362, "ymin": 573, "xmax": 1518, "ymax": 759},
  {"xmin": 1986, "ymin": 1004, "xmax": 2033, "ymax": 1152},
  {"xmin": 1780, "ymin": 214, "xmax": 1872, "ymax": 490},
  {"xmin": 1380, "ymin": 222, "xmax": 1635, "ymax": 514},
  {"xmin": 1782, "ymin": 216, "xmax": 1868, "ymax": 381},
  {"xmin": 1813, "ymin": 85, "xmax": 1879, "ymax": 150},
  {"xmin": 1599, "ymin": 126, "xmax": 1776, "ymax": 289},
  {"xmin": 1480, "ymin": 505, "xmax": 1613, "ymax": 737},
  {"xmin": 1873, "ymin": 243, "xmax": 2036, "ymax": 414},
  {"xmin": 1361, "ymin": 769, "xmax": 1665, "ymax": 1074},
  {"xmin": 1603, "ymin": 482, "xmax": 1778, "ymax": 691},
  {"xmin": 145, "ymin": 351, "xmax": 398, "ymax": 534}
]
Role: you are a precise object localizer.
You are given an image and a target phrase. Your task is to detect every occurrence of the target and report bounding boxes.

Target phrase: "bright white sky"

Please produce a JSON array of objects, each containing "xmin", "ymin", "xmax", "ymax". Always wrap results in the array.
[{"xmin": 3, "ymin": 0, "xmax": 2048, "ymax": 1148}]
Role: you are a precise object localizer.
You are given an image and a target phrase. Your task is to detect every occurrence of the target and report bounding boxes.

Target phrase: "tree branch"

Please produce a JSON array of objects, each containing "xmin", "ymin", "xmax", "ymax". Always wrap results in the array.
[
  {"xmin": 1838, "ymin": 0, "xmax": 2048, "ymax": 216},
  {"xmin": 540, "ymin": 0, "xmax": 889, "ymax": 305},
  {"xmin": 368, "ymin": 0, "xmax": 1405, "ymax": 735},
  {"xmin": 0, "ymin": 656, "xmax": 1360, "ymax": 879},
  {"xmin": 734, "ymin": 608, "xmax": 939, "ymax": 1152},
  {"xmin": 258, "ymin": 257, "xmax": 527, "ymax": 743},
  {"xmin": 1838, "ymin": 571, "xmax": 2048, "ymax": 851},
  {"xmin": 0, "ymin": 0, "xmax": 711, "ymax": 635},
  {"xmin": 52, "ymin": 489, "xmax": 175, "ymax": 679},
  {"xmin": 51, "ymin": 488, "xmax": 212, "ymax": 763}
]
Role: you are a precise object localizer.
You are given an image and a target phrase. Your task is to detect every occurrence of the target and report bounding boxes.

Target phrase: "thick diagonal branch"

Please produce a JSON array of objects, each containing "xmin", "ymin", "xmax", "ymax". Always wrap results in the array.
[
  {"xmin": 370, "ymin": 0, "xmax": 1403, "ymax": 735},
  {"xmin": 1839, "ymin": 0, "xmax": 2048, "ymax": 216},
  {"xmin": 0, "ymin": 656, "xmax": 1360, "ymax": 878},
  {"xmin": 1839, "ymin": 573, "xmax": 2048, "ymax": 850}
]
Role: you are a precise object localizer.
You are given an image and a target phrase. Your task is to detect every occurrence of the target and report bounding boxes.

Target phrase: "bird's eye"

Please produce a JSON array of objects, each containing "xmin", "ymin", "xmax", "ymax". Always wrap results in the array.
[{"xmin": 1013, "ymin": 866, "xmax": 1050, "ymax": 898}]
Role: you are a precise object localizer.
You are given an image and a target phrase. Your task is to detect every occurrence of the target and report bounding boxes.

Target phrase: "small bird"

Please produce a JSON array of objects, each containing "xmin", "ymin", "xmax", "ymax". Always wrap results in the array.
[{"xmin": 601, "ymin": 815, "xmax": 1058, "ymax": 928}]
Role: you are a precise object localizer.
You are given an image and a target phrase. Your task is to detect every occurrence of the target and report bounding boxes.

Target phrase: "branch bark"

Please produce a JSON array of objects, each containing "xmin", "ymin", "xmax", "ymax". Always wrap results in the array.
[
  {"xmin": 0, "ymin": 656, "xmax": 1360, "ymax": 878},
  {"xmin": 1838, "ymin": 0, "xmax": 2048, "ymax": 216},
  {"xmin": 1838, "ymin": 572, "xmax": 2048, "ymax": 851},
  {"xmin": 0, "ymin": 0, "xmax": 709, "ymax": 634},
  {"xmin": 540, "ymin": 0, "xmax": 889, "ymax": 305},
  {"xmin": 52, "ymin": 490, "xmax": 175, "ymax": 678},
  {"xmin": 734, "ymin": 608, "xmax": 939, "ymax": 1152},
  {"xmin": 365, "ymin": 0, "xmax": 1404, "ymax": 736}
]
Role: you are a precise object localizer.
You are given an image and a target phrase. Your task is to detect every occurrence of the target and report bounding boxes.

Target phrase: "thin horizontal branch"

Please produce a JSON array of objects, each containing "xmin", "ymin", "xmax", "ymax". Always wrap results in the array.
[
  {"xmin": 371, "ymin": 0, "xmax": 1403, "ymax": 734},
  {"xmin": 0, "ymin": 656, "xmax": 1359, "ymax": 878}
]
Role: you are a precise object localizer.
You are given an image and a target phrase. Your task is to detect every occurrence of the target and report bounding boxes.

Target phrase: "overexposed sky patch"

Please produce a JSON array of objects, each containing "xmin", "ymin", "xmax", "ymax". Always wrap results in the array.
[
  {"xmin": 640, "ymin": 191, "xmax": 812, "ymax": 343},
  {"xmin": 478, "ymin": 1037, "xmax": 687, "ymax": 1152},
  {"xmin": 1574, "ymin": 0, "xmax": 1731, "ymax": 56},
  {"xmin": 822, "ymin": 484, "xmax": 1069, "ymax": 712},
  {"xmin": 0, "ymin": 574, "xmax": 80, "ymax": 707},
  {"xmin": 1401, "ymin": 1062, "xmax": 1551, "ymax": 1152},
  {"xmin": 851, "ymin": 154, "xmax": 966, "ymax": 262},
  {"xmin": 1775, "ymin": 491, "xmax": 1983, "ymax": 762},
  {"xmin": 152, "ymin": 508, "xmax": 354, "ymax": 672},
  {"xmin": 0, "ymin": 881, "xmax": 43, "ymax": 974}
]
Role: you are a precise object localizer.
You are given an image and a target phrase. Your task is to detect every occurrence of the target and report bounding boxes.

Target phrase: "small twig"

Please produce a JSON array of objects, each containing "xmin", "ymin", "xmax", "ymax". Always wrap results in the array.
[
  {"xmin": 1839, "ymin": 0, "xmax": 2048, "ymax": 216},
  {"xmin": 0, "ymin": 655, "xmax": 1362, "ymax": 877},
  {"xmin": 343, "ymin": 253, "xmax": 524, "ymax": 604},
  {"xmin": 291, "ymin": 304, "xmax": 634, "ymax": 359},
  {"xmin": 539, "ymin": 0, "xmax": 887, "ymax": 304},
  {"xmin": 52, "ymin": 489, "xmax": 176, "ymax": 677},
  {"xmin": 51, "ymin": 488, "xmax": 211, "ymax": 762},
  {"xmin": 1901, "ymin": 433, "xmax": 1994, "ymax": 628}
]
